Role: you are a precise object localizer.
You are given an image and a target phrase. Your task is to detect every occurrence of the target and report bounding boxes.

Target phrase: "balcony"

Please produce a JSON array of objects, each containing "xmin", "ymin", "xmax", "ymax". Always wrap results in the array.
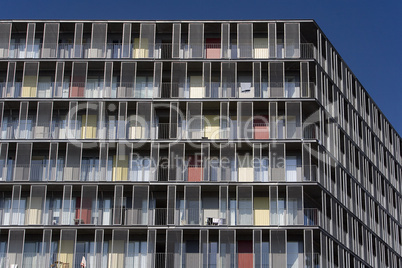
[
  {"xmin": 0, "ymin": 80, "xmax": 316, "ymax": 100},
  {"xmin": 146, "ymin": 207, "xmax": 319, "ymax": 227},
  {"xmin": 151, "ymin": 252, "xmax": 320, "ymax": 268},
  {"xmin": 3, "ymin": 42, "xmax": 316, "ymax": 60}
]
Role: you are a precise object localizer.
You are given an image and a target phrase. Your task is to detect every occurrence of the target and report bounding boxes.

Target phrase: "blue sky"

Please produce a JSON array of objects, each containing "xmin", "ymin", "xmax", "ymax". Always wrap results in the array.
[{"xmin": 1, "ymin": 0, "xmax": 402, "ymax": 135}]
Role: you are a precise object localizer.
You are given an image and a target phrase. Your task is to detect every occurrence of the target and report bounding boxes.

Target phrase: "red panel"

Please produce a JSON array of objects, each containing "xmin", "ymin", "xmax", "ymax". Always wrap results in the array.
[
  {"xmin": 254, "ymin": 115, "xmax": 269, "ymax": 139},
  {"xmin": 188, "ymin": 167, "xmax": 203, "ymax": 182},
  {"xmin": 206, "ymin": 38, "xmax": 221, "ymax": 59},
  {"xmin": 238, "ymin": 240, "xmax": 253, "ymax": 268},
  {"xmin": 70, "ymin": 76, "xmax": 85, "ymax": 97},
  {"xmin": 254, "ymin": 126, "xmax": 269, "ymax": 139},
  {"xmin": 81, "ymin": 198, "xmax": 92, "ymax": 224},
  {"xmin": 75, "ymin": 197, "xmax": 92, "ymax": 224}
]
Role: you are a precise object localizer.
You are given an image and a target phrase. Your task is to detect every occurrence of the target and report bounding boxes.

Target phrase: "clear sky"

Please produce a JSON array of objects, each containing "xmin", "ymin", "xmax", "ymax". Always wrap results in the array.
[{"xmin": 1, "ymin": 0, "xmax": 402, "ymax": 135}]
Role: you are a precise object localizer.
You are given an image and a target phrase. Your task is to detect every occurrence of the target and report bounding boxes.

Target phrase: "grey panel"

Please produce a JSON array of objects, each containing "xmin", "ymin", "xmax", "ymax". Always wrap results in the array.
[
  {"xmin": 221, "ymin": 23, "xmax": 230, "ymax": 59},
  {"xmin": 73, "ymin": 23, "xmax": 83, "ymax": 58},
  {"xmin": 153, "ymin": 62, "xmax": 162, "ymax": 98},
  {"xmin": 122, "ymin": 23, "xmax": 132, "ymax": 58},
  {"xmin": 64, "ymin": 143, "xmax": 82, "ymax": 181},
  {"xmin": 238, "ymin": 23, "xmax": 253, "ymax": 58},
  {"xmin": 253, "ymin": 62, "xmax": 261, "ymax": 98},
  {"xmin": 237, "ymin": 102, "xmax": 253, "ymax": 140},
  {"xmin": 284, "ymin": 23, "xmax": 300, "ymax": 58},
  {"xmin": 0, "ymin": 23, "xmax": 11, "ymax": 58},
  {"xmin": 7, "ymin": 230, "xmax": 25, "ymax": 267},
  {"xmin": 269, "ymin": 62, "xmax": 284, "ymax": 97},
  {"xmin": 172, "ymin": 23, "xmax": 181, "ymax": 58},
  {"xmin": 140, "ymin": 23, "xmax": 155, "ymax": 58},
  {"xmin": 221, "ymin": 62, "xmax": 236, "ymax": 98},
  {"xmin": 189, "ymin": 23, "xmax": 204, "ymax": 58},
  {"xmin": 5, "ymin": 61, "xmax": 16, "ymax": 97},
  {"xmin": 35, "ymin": 102, "xmax": 53, "ymax": 139},
  {"xmin": 271, "ymin": 230, "xmax": 286, "ymax": 267},
  {"xmin": 286, "ymin": 102, "xmax": 301, "ymax": 139},
  {"xmin": 169, "ymin": 143, "xmax": 185, "ymax": 181},
  {"xmin": 119, "ymin": 62, "xmax": 136, "ymax": 98},
  {"xmin": 268, "ymin": 23, "xmax": 276, "ymax": 58},
  {"xmin": 104, "ymin": 62, "xmax": 113, "ymax": 98},
  {"xmin": 14, "ymin": 143, "xmax": 32, "ymax": 181},
  {"xmin": 171, "ymin": 62, "xmax": 187, "ymax": 98},
  {"xmin": 71, "ymin": 62, "xmax": 87, "ymax": 97},
  {"xmin": 203, "ymin": 62, "xmax": 211, "ymax": 98},
  {"xmin": 91, "ymin": 23, "xmax": 107, "ymax": 58},
  {"xmin": 270, "ymin": 143, "xmax": 285, "ymax": 181},
  {"xmin": 54, "ymin": 62, "xmax": 65, "ymax": 98},
  {"xmin": 42, "ymin": 23, "xmax": 59, "ymax": 58},
  {"xmin": 26, "ymin": 23, "xmax": 36, "ymax": 58}
]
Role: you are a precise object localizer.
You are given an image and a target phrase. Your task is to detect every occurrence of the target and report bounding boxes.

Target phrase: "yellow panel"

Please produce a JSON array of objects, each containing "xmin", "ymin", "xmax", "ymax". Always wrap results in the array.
[
  {"xmin": 141, "ymin": 38, "xmax": 149, "ymax": 58},
  {"xmin": 133, "ymin": 38, "xmax": 149, "ymax": 58},
  {"xmin": 113, "ymin": 155, "xmax": 128, "ymax": 181},
  {"xmin": 109, "ymin": 240, "xmax": 125, "ymax": 268},
  {"xmin": 81, "ymin": 115, "xmax": 97, "ymax": 139},
  {"xmin": 132, "ymin": 38, "xmax": 140, "ymax": 58},
  {"xmin": 27, "ymin": 196, "xmax": 43, "ymax": 224},
  {"xmin": 254, "ymin": 197, "xmax": 269, "ymax": 225},
  {"xmin": 22, "ymin": 75, "xmax": 37, "ymax": 97},
  {"xmin": 204, "ymin": 115, "xmax": 220, "ymax": 139},
  {"xmin": 59, "ymin": 240, "xmax": 74, "ymax": 266}
]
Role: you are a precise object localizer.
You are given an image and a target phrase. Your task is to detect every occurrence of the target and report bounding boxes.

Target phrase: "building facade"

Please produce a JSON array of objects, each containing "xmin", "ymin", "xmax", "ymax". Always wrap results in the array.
[{"xmin": 0, "ymin": 19, "xmax": 400, "ymax": 268}]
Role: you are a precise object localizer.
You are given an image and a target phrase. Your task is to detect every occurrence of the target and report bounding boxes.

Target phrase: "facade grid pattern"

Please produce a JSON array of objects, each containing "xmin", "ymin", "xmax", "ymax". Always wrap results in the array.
[{"xmin": 0, "ymin": 19, "xmax": 400, "ymax": 268}]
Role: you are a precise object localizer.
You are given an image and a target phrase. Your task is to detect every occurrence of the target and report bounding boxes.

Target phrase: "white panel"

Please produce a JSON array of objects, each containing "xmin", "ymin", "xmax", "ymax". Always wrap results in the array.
[{"xmin": 285, "ymin": 23, "xmax": 300, "ymax": 58}]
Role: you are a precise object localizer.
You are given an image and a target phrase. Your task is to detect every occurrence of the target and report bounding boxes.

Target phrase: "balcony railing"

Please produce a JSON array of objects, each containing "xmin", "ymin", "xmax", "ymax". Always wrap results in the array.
[
  {"xmin": 0, "ymin": 80, "xmax": 316, "ymax": 100},
  {"xmin": 2, "ymin": 161, "xmax": 318, "ymax": 182},
  {"xmin": 146, "ymin": 207, "xmax": 319, "ymax": 227},
  {"xmin": 0, "ymin": 251, "xmax": 322, "ymax": 268},
  {"xmin": 304, "ymin": 208, "xmax": 319, "ymax": 226},
  {"xmin": 3, "ymin": 42, "xmax": 316, "ymax": 60}
]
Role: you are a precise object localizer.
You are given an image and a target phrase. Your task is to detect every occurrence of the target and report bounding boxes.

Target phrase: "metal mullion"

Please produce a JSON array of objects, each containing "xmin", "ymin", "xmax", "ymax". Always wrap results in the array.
[
  {"xmin": 90, "ymin": 23, "xmax": 95, "ymax": 55},
  {"xmin": 202, "ymin": 23, "xmax": 205, "ymax": 58},
  {"xmin": 139, "ymin": 23, "xmax": 143, "ymax": 57},
  {"xmin": 79, "ymin": 185, "xmax": 85, "ymax": 224},
  {"xmin": 219, "ymin": 62, "xmax": 224, "ymax": 98},
  {"xmin": 172, "ymin": 23, "xmax": 181, "ymax": 59},
  {"xmin": 236, "ymin": 185, "xmax": 239, "ymax": 225},
  {"xmin": 234, "ymin": 62, "xmax": 237, "ymax": 98}
]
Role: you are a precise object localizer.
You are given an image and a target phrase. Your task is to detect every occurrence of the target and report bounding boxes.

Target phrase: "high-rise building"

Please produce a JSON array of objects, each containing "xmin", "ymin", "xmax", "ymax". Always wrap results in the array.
[{"xmin": 0, "ymin": 19, "xmax": 400, "ymax": 268}]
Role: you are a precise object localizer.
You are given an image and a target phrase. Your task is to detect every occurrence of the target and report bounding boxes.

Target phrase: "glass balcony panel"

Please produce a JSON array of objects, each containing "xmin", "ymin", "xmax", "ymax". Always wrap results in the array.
[
  {"xmin": 7, "ymin": 230, "xmax": 24, "ymax": 268},
  {"xmin": 42, "ymin": 23, "xmax": 59, "ymax": 58},
  {"xmin": 58, "ymin": 230, "xmax": 76, "ymax": 268}
]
